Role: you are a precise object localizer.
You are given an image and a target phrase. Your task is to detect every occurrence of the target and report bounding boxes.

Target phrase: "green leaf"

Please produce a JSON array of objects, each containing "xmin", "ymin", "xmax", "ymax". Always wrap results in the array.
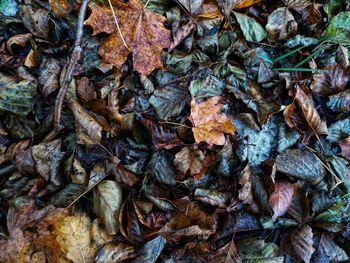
[
  {"xmin": 326, "ymin": 11, "xmax": 350, "ymax": 45},
  {"xmin": 130, "ymin": 236, "xmax": 166, "ymax": 263},
  {"xmin": 0, "ymin": 80, "xmax": 37, "ymax": 116},
  {"xmin": 189, "ymin": 75, "xmax": 224, "ymax": 99},
  {"xmin": 233, "ymin": 11, "xmax": 266, "ymax": 42},
  {"xmin": 93, "ymin": 180, "xmax": 122, "ymax": 235},
  {"xmin": 149, "ymin": 86, "xmax": 189, "ymax": 120},
  {"xmin": 0, "ymin": 0, "xmax": 17, "ymax": 16}
]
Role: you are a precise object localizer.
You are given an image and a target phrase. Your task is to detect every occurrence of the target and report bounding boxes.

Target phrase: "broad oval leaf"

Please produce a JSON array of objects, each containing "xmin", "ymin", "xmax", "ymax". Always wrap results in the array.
[
  {"xmin": 269, "ymin": 180, "xmax": 293, "ymax": 221},
  {"xmin": 130, "ymin": 235, "xmax": 166, "ymax": 263},
  {"xmin": 275, "ymin": 149, "xmax": 326, "ymax": 187},
  {"xmin": 146, "ymin": 151, "xmax": 177, "ymax": 185},
  {"xmin": 149, "ymin": 86, "xmax": 189, "ymax": 120},
  {"xmin": 93, "ymin": 180, "xmax": 123, "ymax": 235},
  {"xmin": 327, "ymin": 89, "xmax": 350, "ymax": 112},
  {"xmin": 233, "ymin": 11, "xmax": 266, "ymax": 42},
  {"xmin": 266, "ymin": 7, "xmax": 297, "ymax": 41},
  {"xmin": 290, "ymin": 225, "xmax": 315, "ymax": 263}
]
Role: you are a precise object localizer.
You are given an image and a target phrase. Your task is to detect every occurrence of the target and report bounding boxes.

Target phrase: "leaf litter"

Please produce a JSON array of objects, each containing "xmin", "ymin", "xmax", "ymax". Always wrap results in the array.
[{"xmin": 0, "ymin": 0, "xmax": 350, "ymax": 262}]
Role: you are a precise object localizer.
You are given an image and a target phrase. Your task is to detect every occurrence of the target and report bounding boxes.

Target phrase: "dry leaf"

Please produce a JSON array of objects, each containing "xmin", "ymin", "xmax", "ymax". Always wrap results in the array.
[
  {"xmin": 339, "ymin": 137, "xmax": 350, "ymax": 160},
  {"xmin": 238, "ymin": 163, "xmax": 256, "ymax": 209},
  {"xmin": 190, "ymin": 96, "xmax": 236, "ymax": 145},
  {"xmin": 233, "ymin": 0, "xmax": 262, "ymax": 9},
  {"xmin": 311, "ymin": 65, "xmax": 348, "ymax": 95},
  {"xmin": 69, "ymin": 100, "xmax": 103, "ymax": 144},
  {"xmin": 84, "ymin": 0, "xmax": 171, "ymax": 76},
  {"xmin": 169, "ymin": 20, "xmax": 196, "ymax": 52},
  {"xmin": 269, "ymin": 180, "xmax": 293, "ymax": 221},
  {"xmin": 294, "ymin": 85, "xmax": 327, "ymax": 135},
  {"xmin": 266, "ymin": 7, "xmax": 297, "ymax": 41},
  {"xmin": 54, "ymin": 214, "xmax": 112, "ymax": 263}
]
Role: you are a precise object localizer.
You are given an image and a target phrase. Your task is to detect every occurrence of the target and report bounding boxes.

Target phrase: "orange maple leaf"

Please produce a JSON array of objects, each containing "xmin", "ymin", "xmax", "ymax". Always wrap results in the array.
[
  {"xmin": 190, "ymin": 96, "xmax": 236, "ymax": 146},
  {"xmin": 84, "ymin": 0, "xmax": 171, "ymax": 76}
]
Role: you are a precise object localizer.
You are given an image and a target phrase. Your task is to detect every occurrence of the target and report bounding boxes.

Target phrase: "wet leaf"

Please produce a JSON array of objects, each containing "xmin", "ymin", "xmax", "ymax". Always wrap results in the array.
[
  {"xmin": 312, "ymin": 232, "xmax": 349, "ymax": 262},
  {"xmin": 130, "ymin": 235, "xmax": 166, "ymax": 263},
  {"xmin": 194, "ymin": 188, "xmax": 230, "ymax": 208},
  {"xmin": 237, "ymin": 238, "xmax": 284, "ymax": 262},
  {"xmin": 266, "ymin": 7, "xmax": 297, "ymax": 41},
  {"xmin": 275, "ymin": 149, "xmax": 326, "ymax": 187},
  {"xmin": 238, "ymin": 163, "xmax": 255, "ymax": 208},
  {"xmin": 327, "ymin": 89, "xmax": 350, "ymax": 112},
  {"xmin": 146, "ymin": 151, "xmax": 177, "ymax": 185},
  {"xmin": 69, "ymin": 100, "xmax": 103, "ymax": 144},
  {"xmin": 49, "ymin": 0, "xmax": 73, "ymax": 17},
  {"xmin": 0, "ymin": 78, "xmax": 37, "ymax": 117},
  {"xmin": 233, "ymin": 11, "xmax": 266, "ymax": 42},
  {"xmin": 0, "ymin": 0, "xmax": 17, "ymax": 16},
  {"xmin": 38, "ymin": 57, "xmax": 61, "ymax": 98},
  {"xmin": 190, "ymin": 96, "xmax": 236, "ymax": 145},
  {"xmin": 294, "ymin": 85, "xmax": 327, "ymax": 135},
  {"xmin": 327, "ymin": 118, "xmax": 350, "ymax": 142},
  {"xmin": 289, "ymin": 225, "xmax": 315, "ymax": 263},
  {"xmin": 269, "ymin": 180, "xmax": 293, "ymax": 221},
  {"xmin": 326, "ymin": 11, "xmax": 350, "ymax": 44},
  {"xmin": 85, "ymin": 1, "xmax": 171, "ymax": 76},
  {"xmin": 339, "ymin": 137, "xmax": 350, "ymax": 160},
  {"xmin": 93, "ymin": 180, "xmax": 122, "ymax": 235},
  {"xmin": 19, "ymin": 5, "xmax": 50, "ymax": 38},
  {"xmin": 311, "ymin": 65, "xmax": 348, "ymax": 95},
  {"xmin": 174, "ymin": 146, "xmax": 205, "ymax": 176},
  {"xmin": 95, "ymin": 242, "xmax": 135, "ymax": 262},
  {"xmin": 149, "ymin": 86, "xmax": 189, "ymax": 120}
]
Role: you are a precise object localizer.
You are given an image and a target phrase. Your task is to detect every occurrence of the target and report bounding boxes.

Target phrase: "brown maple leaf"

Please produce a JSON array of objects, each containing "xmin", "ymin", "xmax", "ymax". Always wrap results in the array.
[
  {"xmin": 84, "ymin": 0, "xmax": 171, "ymax": 76},
  {"xmin": 190, "ymin": 96, "xmax": 236, "ymax": 146}
]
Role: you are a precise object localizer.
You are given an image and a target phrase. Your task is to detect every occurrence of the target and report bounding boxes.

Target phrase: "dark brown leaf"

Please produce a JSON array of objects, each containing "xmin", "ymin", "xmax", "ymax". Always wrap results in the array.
[{"xmin": 269, "ymin": 180, "xmax": 293, "ymax": 221}]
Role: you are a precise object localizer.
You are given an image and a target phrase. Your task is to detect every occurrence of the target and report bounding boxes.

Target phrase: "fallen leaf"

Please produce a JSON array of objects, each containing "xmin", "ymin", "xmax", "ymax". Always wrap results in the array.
[
  {"xmin": 194, "ymin": 188, "xmax": 230, "ymax": 208},
  {"xmin": 95, "ymin": 242, "xmax": 135, "ymax": 262},
  {"xmin": 177, "ymin": 0, "xmax": 204, "ymax": 14},
  {"xmin": 266, "ymin": 7, "xmax": 297, "ymax": 41},
  {"xmin": 275, "ymin": 149, "xmax": 326, "ymax": 187},
  {"xmin": 49, "ymin": 0, "xmax": 73, "ymax": 17},
  {"xmin": 93, "ymin": 180, "xmax": 123, "ymax": 235},
  {"xmin": 290, "ymin": 225, "xmax": 315, "ymax": 263},
  {"xmin": 233, "ymin": 11, "xmax": 266, "ymax": 42},
  {"xmin": 130, "ymin": 235, "xmax": 166, "ymax": 263},
  {"xmin": 269, "ymin": 180, "xmax": 293, "ymax": 221},
  {"xmin": 327, "ymin": 89, "xmax": 350, "ymax": 112},
  {"xmin": 69, "ymin": 100, "xmax": 103, "ymax": 144},
  {"xmin": 54, "ymin": 214, "xmax": 112, "ymax": 263},
  {"xmin": 169, "ymin": 20, "xmax": 196, "ymax": 52},
  {"xmin": 311, "ymin": 65, "xmax": 348, "ymax": 95},
  {"xmin": 174, "ymin": 146, "xmax": 205, "ymax": 176},
  {"xmin": 84, "ymin": 0, "xmax": 171, "ymax": 76},
  {"xmin": 339, "ymin": 137, "xmax": 350, "ymax": 160},
  {"xmin": 190, "ymin": 96, "xmax": 236, "ymax": 145},
  {"xmin": 312, "ymin": 232, "xmax": 349, "ymax": 262},
  {"xmin": 238, "ymin": 163, "xmax": 258, "ymax": 211},
  {"xmin": 294, "ymin": 84, "xmax": 327, "ymax": 135}
]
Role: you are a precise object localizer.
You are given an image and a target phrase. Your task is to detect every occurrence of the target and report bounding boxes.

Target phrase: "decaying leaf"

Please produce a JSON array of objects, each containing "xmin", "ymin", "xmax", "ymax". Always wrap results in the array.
[
  {"xmin": 93, "ymin": 180, "xmax": 122, "ymax": 235},
  {"xmin": 266, "ymin": 7, "xmax": 297, "ymax": 41},
  {"xmin": 275, "ymin": 149, "xmax": 326, "ymax": 187},
  {"xmin": 294, "ymin": 85, "xmax": 327, "ymax": 135},
  {"xmin": 54, "ymin": 214, "xmax": 113, "ymax": 263},
  {"xmin": 190, "ymin": 96, "xmax": 236, "ymax": 145},
  {"xmin": 69, "ymin": 100, "xmax": 103, "ymax": 144},
  {"xmin": 327, "ymin": 89, "xmax": 350, "ymax": 112},
  {"xmin": 84, "ymin": 0, "xmax": 171, "ymax": 75},
  {"xmin": 269, "ymin": 180, "xmax": 294, "ymax": 221},
  {"xmin": 311, "ymin": 65, "xmax": 348, "ymax": 95},
  {"xmin": 233, "ymin": 11, "xmax": 266, "ymax": 42},
  {"xmin": 174, "ymin": 146, "xmax": 205, "ymax": 176},
  {"xmin": 289, "ymin": 225, "xmax": 315, "ymax": 263}
]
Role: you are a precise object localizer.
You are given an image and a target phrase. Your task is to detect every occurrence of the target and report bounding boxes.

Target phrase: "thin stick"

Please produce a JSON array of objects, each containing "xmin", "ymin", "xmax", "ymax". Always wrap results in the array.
[
  {"xmin": 54, "ymin": 0, "xmax": 90, "ymax": 130},
  {"xmin": 107, "ymin": 0, "xmax": 130, "ymax": 51},
  {"xmin": 144, "ymin": 0, "xmax": 151, "ymax": 8}
]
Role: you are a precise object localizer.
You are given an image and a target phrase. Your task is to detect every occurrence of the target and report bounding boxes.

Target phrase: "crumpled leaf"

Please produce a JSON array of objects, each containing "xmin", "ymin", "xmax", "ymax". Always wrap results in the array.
[
  {"xmin": 269, "ymin": 180, "xmax": 293, "ymax": 221},
  {"xmin": 69, "ymin": 100, "xmax": 103, "ymax": 144},
  {"xmin": 38, "ymin": 57, "xmax": 61, "ymax": 98},
  {"xmin": 93, "ymin": 180, "xmax": 122, "ymax": 235},
  {"xmin": 84, "ymin": 1, "xmax": 171, "ymax": 76},
  {"xmin": 190, "ymin": 96, "xmax": 236, "ymax": 145},
  {"xmin": 174, "ymin": 146, "xmax": 205, "ymax": 176},
  {"xmin": 275, "ymin": 149, "xmax": 326, "ymax": 188},
  {"xmin": 238, "ymin": 163, "xmax": 257, "ymax": 209},
  {"xmin": 277, "ymin": 123, "xmax": 300, "ymax": 153},
  {"xmin": 294, "ymin": 85, "xmax": 327, "ymax": 135},
  {"xmin": 54, "ymin": 215, "xmax": 112, "ymax": 263},
  {"xmin": 194, "ymin": 188, "xmax": 230, "ymax": 208},
  {"xmin": 130, "ymin": 236, "xmax": 166, "ymax": 263},
  {"xmin": 32, "ymin": 139, "xmax": 62, "ymax": 182},
  {"xmin": 266, "ymin": 7, "xmax": 297, "ymax": 41},
  {"xmin": 233, "ymin": 11, "xmax": 266, "ymax": 42},
  {"xmin": 149, "ymin": 86, "xmax": 189, "ymax": 120},
  {"xmin": 19, "ymin": 5, "xmax": 50, "ymax": 38},
  {"xmin": 0, "ymin": 78, "xmax": 37, "ymax": 117},
  {"xmin": 311, "ymin": 65, "xmax": 348, "ymax": 95}
]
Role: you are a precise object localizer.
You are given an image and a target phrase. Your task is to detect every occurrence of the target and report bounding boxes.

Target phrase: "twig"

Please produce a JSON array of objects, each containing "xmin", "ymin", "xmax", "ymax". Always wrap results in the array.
[
  {"xmin": 54, "ymin": 0, "xmax": 90, "ymax": 130},
  {"xmin": 107, "ymin": 0, "xmax": 130, "ymax": 51}
]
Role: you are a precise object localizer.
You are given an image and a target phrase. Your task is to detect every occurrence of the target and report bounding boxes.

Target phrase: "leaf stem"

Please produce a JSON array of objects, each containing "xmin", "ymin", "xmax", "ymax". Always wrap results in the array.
[{"xmin": 107, "ymin": 0, "xmax": 131, "ymax": 52}]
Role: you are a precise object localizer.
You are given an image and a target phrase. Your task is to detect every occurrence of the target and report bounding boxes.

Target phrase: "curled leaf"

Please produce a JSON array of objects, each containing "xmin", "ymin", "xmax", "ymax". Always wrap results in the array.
[{"xmin": 266, "ymin": 7, "xmax": 297, "ymax": 41}]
